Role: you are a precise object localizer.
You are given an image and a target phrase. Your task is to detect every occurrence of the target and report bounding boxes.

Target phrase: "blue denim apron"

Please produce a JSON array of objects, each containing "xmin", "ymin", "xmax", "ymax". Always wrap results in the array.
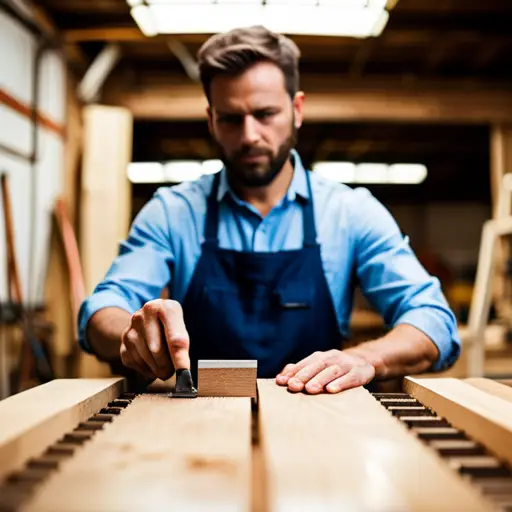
[{"xmin": 181, "ymin": 170, "xmax": 341, "ymax": 379}]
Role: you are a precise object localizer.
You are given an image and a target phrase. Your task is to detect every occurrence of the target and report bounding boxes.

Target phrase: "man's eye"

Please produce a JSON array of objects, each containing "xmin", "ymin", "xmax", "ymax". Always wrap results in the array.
[
  {"xmin": 219, "ymin": 115, "xmax": 242, "ymax": 124},
  {"xmin": 255, "ymin": 111, "xmax": 274, "ymax": 119}
]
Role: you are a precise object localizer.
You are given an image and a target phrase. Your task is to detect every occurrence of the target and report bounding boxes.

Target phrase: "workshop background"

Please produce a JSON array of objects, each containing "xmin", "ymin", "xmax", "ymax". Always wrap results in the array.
[{"xmin": 1, "ymin": 0, "xmax": 512, "ymax": 397}]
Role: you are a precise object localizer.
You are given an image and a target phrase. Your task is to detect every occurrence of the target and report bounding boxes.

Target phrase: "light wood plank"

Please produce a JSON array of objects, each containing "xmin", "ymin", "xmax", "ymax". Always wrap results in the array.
[
  {"xmin": 0, "ymin": 378, "xmax": 124, "ymax": 481},
  {"xmin": 405, "ymin": 377, "xmax": 512, "ymax": 466},
  {"xmin": 257, "ymin": 379, "xmax": 493, "ymax": 512},
  {"xmin": 23, "ymin": 394, "xmax": 252, "ymax": 512},
  {"xmin": 466, "ymin": 378, "xmax": 512, "ymax": 403},
  {"xmin": 198, "ymin": 360, "xmax": 257, "ymax": 397},
  {"xmin": 78, "ymin": 104, "xmax": 133, "ymax": 378}
]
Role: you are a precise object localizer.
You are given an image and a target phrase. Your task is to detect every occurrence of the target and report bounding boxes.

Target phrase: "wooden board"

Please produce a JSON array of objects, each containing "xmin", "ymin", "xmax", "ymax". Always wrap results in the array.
[
  {"xmin": 22, "ymin": 394, "xmax": 252, "ymax": 512},
  {"xmin": 405, "ymin": 377, "xmax": 512, "ymax": 466},
  {"xmin": 0, "ymin": 378, "xmax": 124, "ymax": 481},
  {"xmin": 78, "ymin": 104, "xmax": 133, "ymax": 378},
  {"xmin": 257, "ymin": 380, "xmax": 493, "ymax": 511},
  {"xmin": 465, "ymin": 378, "xmax": 512, "ymax": 403},
  {"xmin": 198, "ymin": 360, "xmax": 257, "ymax": 397}
]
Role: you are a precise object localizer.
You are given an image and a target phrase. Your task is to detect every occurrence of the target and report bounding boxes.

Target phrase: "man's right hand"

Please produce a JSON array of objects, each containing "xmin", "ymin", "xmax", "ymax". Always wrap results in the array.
[{"xmin": 120, "ymin": 299, "xmax": 190, "ymax": 381}]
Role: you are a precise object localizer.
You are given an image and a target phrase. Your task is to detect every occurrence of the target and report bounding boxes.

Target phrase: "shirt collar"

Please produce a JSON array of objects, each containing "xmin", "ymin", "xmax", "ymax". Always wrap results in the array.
[{"xmin": 216, "ymin": 149, "xmax": 310, "ymax": 203}]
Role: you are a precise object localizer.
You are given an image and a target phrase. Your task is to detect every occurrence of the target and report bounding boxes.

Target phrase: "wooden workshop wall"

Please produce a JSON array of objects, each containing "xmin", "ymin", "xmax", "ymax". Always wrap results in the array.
[{"xmin": 0, "ymin": 10, "xmax": 66, "ymax": 306}]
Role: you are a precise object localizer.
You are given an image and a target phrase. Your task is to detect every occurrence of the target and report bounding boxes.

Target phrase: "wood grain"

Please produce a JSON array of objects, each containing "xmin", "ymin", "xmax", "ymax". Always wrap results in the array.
[
  {"xmin": 465, "ymin": 378, "xmax": 512, "ymax": 403},
  {"xmin": 0, "ymin": 378, "xmax": 124, "ymax": 481},
  {"xmin": 198, "ymin": 360, "xmax": 257, "ymax": 397},
  {"xmin": 22, "ymin": 394, "xmax": 252, "ymax": 512},
  {"xmin": 405, "ymin": 377, "xmax": 512, "ymax": 466},
  {"xmin": 257, "ymin": 379, "xmax": 493, "ymax": 511}
]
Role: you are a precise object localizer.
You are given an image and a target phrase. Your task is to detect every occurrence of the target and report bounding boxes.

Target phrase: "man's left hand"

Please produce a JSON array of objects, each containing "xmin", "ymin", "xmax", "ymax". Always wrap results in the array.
[{"xmin": 275, "ymin": 349, "xmax": 376, "ymax": 394}]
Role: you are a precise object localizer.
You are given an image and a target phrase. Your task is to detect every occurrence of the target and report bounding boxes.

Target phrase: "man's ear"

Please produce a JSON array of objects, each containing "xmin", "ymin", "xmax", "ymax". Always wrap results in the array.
[
  {"xmin": 292, "ymin": 91, "xmax": 305, "ymax": 129},
  {"xmin": 207, "ymin": 106, "xmax": 214, "ymax": 136}
]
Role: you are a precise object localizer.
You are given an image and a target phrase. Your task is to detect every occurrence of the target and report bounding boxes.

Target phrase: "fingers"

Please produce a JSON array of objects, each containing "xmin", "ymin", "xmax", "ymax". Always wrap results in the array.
[
  {"xmin": 120, "ymin": 299, "xmax": 188, "ymax": 381},
  {"xmin": 304, "ymin": 364, "xmax": 349, "ymax": 394},
  {"xmin": 120, "ymin": 342, "xmax": 155, "ymax": 382},
  {"xmin": 276, "ymin": 349, "xmax": 376, "ymax": 395},
  {"xmin": 143, "ymin": 314, "xmax": 174, "ymax": 379},
  {"xmin": 275, "ymin": 364, "xmax": 295, "ymax": 385},
  {"xmin": 159, "ymin": 301, "xmax": 191, "ymax": 371},
  {"xmin": 287, "ymin": 359, "xmax": 330, "ymax": 393},
  {"xmin": 275, "ymin": 352, "xmax": 320, "ymax": 386},
  {"xmin": 325, "ymin": 365, "xmax": 375, "ymax": 394}
]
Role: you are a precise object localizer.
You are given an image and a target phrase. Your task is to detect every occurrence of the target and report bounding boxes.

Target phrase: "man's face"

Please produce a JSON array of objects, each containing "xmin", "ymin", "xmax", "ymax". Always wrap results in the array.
[{"xmin": 207, "ymin": 61, "xmax": 304, "ymax": 188}]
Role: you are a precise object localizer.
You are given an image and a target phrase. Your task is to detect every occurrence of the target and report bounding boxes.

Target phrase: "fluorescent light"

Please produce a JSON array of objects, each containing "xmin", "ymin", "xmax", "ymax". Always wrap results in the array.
[
  {"xmin": 266, "ymin": 0, "xmax": 318, "ymax": 5},
  {"xmin": 356, "ymin": 163, "xmax": 388, "ymax": 183},
  {"xmin": 164, "ymin": 161, "xmax": 204, "ymax": 182},
  {"xmin": 312, "ymin": 162, "xmax": 356, "ymax": 183},
  {"xmin": 312, "ymin": 161, "xmax": 428, "ymax": 184},
  {"xmin": 131, "ymin": 3, "xmax": 389, "ymax": 37},
  {"xmin": 130, "ymin": 5, "xmax": 157, "ymax": 37},
  {"xmin": 388, "ymin": 164, "xmax": 427, "ymax": 184},
  {"xmin": 319, "ymin": 0, "xmax": 388, "ymax": 7},
  {"xmin": 202, "ymin": 159, "xmax": 223, "ymax": 174},
  {"xmin": 128, "ymin": 163, "xmax": 164, "ymax": 183},
  {"xmin": 370, "ymin": 8, "xmax": 389, "ymax": 36}
]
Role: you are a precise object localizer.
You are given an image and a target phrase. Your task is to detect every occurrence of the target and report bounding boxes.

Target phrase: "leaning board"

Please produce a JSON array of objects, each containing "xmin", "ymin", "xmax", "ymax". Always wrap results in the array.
[{"xmin": 257, "ymin": 379, "xmax": 492, "ymax": 512}]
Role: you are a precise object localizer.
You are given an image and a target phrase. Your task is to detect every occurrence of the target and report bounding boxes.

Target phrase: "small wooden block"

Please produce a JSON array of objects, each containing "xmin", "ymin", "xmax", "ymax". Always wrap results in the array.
[{"xmin": 198, "ymin": 360, "xmax": 257, "ymax": 397}]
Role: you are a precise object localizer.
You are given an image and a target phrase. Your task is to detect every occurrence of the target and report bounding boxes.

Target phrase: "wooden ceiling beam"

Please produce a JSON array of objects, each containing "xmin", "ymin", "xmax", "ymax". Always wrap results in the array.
[
  {"xmin": 62, "ymin": 26, "xmax": 511, "ymax": 46},
  {"xmin": 105, "ymin": 78, "xmax": 512, "ymax": 124}
]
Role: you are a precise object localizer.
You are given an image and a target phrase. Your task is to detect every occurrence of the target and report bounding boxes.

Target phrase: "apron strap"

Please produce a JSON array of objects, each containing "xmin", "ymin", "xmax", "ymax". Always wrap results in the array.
[
  {"xmin": 204, "ymin": 172, "xmax": 221, "ymax": 245},
  {"xmin": 301, "ymin": 170, "xmax": 317, "ymax": 248}
]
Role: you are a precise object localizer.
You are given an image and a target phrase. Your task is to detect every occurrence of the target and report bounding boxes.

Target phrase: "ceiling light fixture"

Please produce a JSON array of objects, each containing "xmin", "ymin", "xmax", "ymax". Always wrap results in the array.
[
  {"xmin": 127, "ymin": 0, "xmax": 395, "ymax": 38},
  {"xmin": 127, "ymin": 159, "xmax": 425, "ymax": 185},
  {"xmin": 128, "ymin": 160, "xmax": 223, "ymax": 184},
  {"xmin": 312, "ymin": 162, "xmax": 427, "ymax": 184}
]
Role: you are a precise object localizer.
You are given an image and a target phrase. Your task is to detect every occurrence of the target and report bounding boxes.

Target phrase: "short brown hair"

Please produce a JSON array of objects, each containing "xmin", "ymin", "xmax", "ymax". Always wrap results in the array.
[{"xmin": 197, "ymin": 25, "xmax": 301, "ymax": 102}]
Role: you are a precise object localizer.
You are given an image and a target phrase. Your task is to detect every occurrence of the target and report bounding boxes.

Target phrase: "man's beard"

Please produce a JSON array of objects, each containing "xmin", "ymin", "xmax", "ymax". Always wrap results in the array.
[{"xmin": 214, "ymin": 123, "xmax": 297, "ymax": 188}]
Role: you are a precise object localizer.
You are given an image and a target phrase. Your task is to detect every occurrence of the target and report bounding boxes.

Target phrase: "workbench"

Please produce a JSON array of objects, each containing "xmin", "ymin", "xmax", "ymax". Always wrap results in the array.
[{"xmin": 2, "ymin": 377, "xmax": 512, "ymax": 511}]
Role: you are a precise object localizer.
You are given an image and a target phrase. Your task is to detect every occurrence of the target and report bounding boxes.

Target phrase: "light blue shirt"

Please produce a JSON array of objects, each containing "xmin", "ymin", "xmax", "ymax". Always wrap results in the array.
[{"xmin": 78, "ymin": 150, "xmax": 460, "ymax": 371}]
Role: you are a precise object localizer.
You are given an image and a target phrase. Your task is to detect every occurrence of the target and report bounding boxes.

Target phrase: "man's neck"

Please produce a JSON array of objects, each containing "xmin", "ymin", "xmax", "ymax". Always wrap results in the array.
[{"xmin": 232, "ymin": 159, "xmax": 295, "ymax": 217}]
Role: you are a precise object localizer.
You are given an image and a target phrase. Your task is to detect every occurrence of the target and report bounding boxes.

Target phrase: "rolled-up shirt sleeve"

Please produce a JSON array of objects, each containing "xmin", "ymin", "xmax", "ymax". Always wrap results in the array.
[
  {"xmin": 78, "ymin": 192, "xmax": 174, "ymax": 353},
  {"xmin": 351, "ymin": 188, "xmax": 460, "ymax": 371}
]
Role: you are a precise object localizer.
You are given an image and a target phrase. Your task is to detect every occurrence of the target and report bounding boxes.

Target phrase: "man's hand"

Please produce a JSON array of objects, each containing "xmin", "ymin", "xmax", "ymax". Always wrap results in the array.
[
  {"xmin": 275, "ymin": 349, "xmax": 376, "ymax": 394},
  {"xmin": 120, "ymin": 299, "xmax": 190, "ymax": 381}
]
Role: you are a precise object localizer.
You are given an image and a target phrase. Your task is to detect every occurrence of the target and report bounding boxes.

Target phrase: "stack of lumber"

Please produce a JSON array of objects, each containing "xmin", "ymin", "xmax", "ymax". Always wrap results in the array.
[{"xmin": 2, "ymin": 375, "xmax": 512, "ymax": 511}]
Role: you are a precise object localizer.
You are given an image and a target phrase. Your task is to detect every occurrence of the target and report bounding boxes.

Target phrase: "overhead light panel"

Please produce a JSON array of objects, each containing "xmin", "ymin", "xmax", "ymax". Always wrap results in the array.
[
  {"xmin": 128, "ymin": 160, "xmax": 223, "ymax": 183},
  {"xmin": 127, "ymin": 162, "xmax": 164, "ymax": 183},
  {"xmin": 128, "ymin": 159, "xmax": 425, "ymax": 185},
  {"xmin": 312, "ymin": 162, "xmax": 427, "ymax": 185},
  {"xmin": 127, "ymin": 1, "xmax": 394, "ymax": 38}
]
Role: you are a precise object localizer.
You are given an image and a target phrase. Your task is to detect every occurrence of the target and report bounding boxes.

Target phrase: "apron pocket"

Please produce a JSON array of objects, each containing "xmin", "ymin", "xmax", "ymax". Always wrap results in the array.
[{"xmin": 274, "ymin": 285, "xmax": 313, "ymax": 310}]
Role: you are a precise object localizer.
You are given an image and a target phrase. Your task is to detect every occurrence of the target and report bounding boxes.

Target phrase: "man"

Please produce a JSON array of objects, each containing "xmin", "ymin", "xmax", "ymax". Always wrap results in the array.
[{"xmin": 78, "ymin": 25, "xmax": 460, "ymax": 395}]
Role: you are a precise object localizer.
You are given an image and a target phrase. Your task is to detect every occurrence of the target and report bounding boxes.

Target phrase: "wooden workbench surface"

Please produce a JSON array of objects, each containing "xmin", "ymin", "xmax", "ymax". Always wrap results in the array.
[{"xmin": 3, "ymin": 377, "xmax": 511, "ymax": 511}]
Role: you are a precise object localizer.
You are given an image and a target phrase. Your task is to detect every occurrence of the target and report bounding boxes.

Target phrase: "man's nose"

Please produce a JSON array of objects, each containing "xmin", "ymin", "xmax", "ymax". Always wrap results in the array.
[{"xmin": 240, "ymin": 116, "xmax": 261, "ymax": 146}]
